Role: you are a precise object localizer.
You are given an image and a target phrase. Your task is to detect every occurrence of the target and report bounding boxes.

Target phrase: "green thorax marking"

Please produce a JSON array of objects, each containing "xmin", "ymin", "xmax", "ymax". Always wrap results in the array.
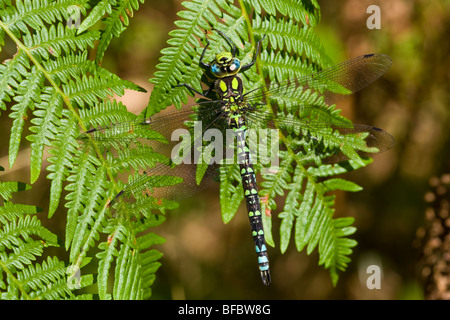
[{"xmin": 215, "ymin": 75, "xmax": 244, "ymax": 99}]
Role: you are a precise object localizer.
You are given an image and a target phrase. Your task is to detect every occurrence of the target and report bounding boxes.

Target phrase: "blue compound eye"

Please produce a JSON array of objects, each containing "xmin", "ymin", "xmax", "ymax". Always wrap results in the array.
[
  {"xmin": 211, "ymin": 62, "xmax": 227, "ymax": 77},
  {"xmin": 211, "ymin": 59, "xmax": 241, "ymax": 78},
  {"xmin": 228, "ymin": 58, "xmax": 240, "ymax": 73}
]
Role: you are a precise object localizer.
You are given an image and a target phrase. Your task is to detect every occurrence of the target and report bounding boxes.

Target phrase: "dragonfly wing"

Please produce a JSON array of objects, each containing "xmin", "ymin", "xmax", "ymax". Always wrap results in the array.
[
  {"xmin": 345, "ymin": 123, "xmax": 395, "ymax": 153},
  {"xmin": 243, "ymin": 107, "xmax": 395, "ymax": 165},
  {"xmin": 245, "ymin": 54, "xmax": 392, "ymax": 107},
  {"xmin": 108, "ymin": 162, "xmax": 220, "ymax": 219},
  {"xmin": 79, "ymin": 101, "xmax": 227, "ymax": 219},
  {"xmin": 239, "ymin": 54, "xmax": 393, "ymax": 164},
  {"xmin": 78, "ymin": 101, "xmax": 223, "ymax": 143}
]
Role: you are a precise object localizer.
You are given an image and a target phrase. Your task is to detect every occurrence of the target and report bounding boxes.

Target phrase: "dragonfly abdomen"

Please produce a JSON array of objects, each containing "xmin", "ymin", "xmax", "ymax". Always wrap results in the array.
[
  {"xmin": 232, "ymin": 115, "xmax": 271, "ymax": 286},
  {"xmin": 241, "ymin": 163, "xmax": 271, "ymax": 286}
]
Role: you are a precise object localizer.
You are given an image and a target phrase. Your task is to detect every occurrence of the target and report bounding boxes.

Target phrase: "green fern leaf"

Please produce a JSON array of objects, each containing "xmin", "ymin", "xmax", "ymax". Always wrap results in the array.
[
  {"xmin": 0, "ymin": 0, "xmax": 88, "ymax": 38},
  {"xmin": 9, "ymin": 66, "xmax": 44, "ymax": 167},
  {"xmin": 46, "ymin": 111, "xmax": 79, "ymax": 217},
  {"xmin": 0, "ymin": 182, "xmax": 73, "ymax": 300},
  {"xmin": 248, "ymin": 0, "xmax": 320, "ymax": 26},
  {"xmin": 0, "ymin": 50, "xmax": 30, "ymax": 114},
  {"xmin": 1, "ymin": 0, "xmax": 164, "ymax": 300},
  {"xmin": 0, "ymin": 181, "xmax": 30, "ymax": 201},
  {"xmin": 0, "ymin": 0, "xmax": 390, "ymax": 297},
  {"xmin": 26, "ymin": 87, "xmax": 63, "ymax": 183},
  {"xmin": 96, "ymin": 224, "xmax": 122, "ymax": 300},
  {"xmin": 78, "ymin": 0, "xmax": 146, "ymax": 63},
  {"xmin": 69, "ymin": 167, "xmax": 109, "ymax": 262},
  {"xmin": 113, "ymin": 231, "xmax": 165, "ymax": 299},
  {"xmin": 77, "ymin": 0, "xmax": 111, "ymax": 34},
  {"xmin": 253, "ymin": 15, "xmax": 331, "ymax": 69},
  {"xmin": 219, "ymin": 163, "xmax": 244, "ymax": 224},
  {"xmin": 23, "ymin": 22, "xmax": 98, "ymax": 59},
  {"xmin": 318, "ymin": 217, "xmax": 357, "ymax": 286},
  {"xmin": 64, "ymin": 148, "xmax": 103, "ymax": 250}
]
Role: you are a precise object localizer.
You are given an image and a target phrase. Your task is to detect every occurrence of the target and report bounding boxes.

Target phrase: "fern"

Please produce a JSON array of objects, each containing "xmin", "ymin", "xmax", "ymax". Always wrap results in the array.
[
  {"xmin": 0, "ymin": 0, "xmax": 165, "ymax": 299},
  {"xmin": 0, "ymin": 176, "xmax": 78, "ymax": 299},
  {"xmin": 0, "ymin": 0, "xmax": 385, "ymax": 299},
  {"xmin": 77, "ymin": 0, "xmax": 146, "ymax": 63}
]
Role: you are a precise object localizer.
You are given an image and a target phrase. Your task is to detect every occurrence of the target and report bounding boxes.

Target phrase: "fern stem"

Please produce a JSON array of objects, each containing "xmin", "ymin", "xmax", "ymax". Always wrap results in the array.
[
  {"xmin": 238, "ymin": 0, "xmax": 253, "ymax": 42},
  {"xmin": 236, "ymin": 1, "xmax": 322, "ymax": 211},
  {"xmin": 238, "ymin": 0, "xmax": 260, "ymax": 74},
  {"xmin": 0, "ymin": 20, "xmax": 82, "ymax": 127},
  {"xmin": 237, "ymin": 1, "xmax": 299, "ymax": 162}
]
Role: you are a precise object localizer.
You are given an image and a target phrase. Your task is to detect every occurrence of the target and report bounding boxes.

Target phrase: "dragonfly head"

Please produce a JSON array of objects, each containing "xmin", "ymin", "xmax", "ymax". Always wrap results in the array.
[{"xmin": 211, "ymin": 52, "xmax": 241, "ymax": 78}]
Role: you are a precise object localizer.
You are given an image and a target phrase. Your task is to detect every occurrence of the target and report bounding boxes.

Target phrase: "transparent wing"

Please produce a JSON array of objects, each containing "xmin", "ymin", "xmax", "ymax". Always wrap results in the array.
[
  {"xmin": 241, "ymin": 54, "xmax": 394, "ymax": 162},
  {"xmin": 107, "ymin": 162, "xmax": 220, "ymax": 219},
  {"xmin": 243, "ymin": 106, "xmax": 395, "ymax": 157},
  {"xmin": 245, "ymin": 53, "xmax": 392, "ymax": 107},
  {"xmin": 78, "ymin": 101, "xmax": 227, "ymax": 219}
]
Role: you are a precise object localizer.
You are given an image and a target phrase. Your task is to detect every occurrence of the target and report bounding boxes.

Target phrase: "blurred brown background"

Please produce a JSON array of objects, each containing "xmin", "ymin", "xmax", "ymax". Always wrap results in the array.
[{"xmin": 1, "ymin": 0, "xmax": 449, "ymax": 299}]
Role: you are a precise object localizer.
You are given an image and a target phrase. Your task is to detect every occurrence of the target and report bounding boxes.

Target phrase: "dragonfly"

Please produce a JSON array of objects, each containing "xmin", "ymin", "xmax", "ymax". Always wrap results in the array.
[{"xmin": 78, "ymin": 29, "xmax": 395, "ymax": 286}]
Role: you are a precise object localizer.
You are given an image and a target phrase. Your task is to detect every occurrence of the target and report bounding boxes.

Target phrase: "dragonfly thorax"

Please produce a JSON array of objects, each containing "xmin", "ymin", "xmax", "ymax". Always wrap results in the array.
[{"xmin": 214, "ymin": 75, "xmax": 245, "ymax": 102}]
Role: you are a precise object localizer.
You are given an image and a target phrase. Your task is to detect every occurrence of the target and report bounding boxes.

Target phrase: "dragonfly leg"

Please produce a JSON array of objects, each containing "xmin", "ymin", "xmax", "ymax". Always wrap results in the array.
[
  {"xmin": 241, "ymin": 34, "xmax": 266, "ymax": 71},
  {"xmin": 199, "ymin": 36, "xmax": 211, "ymax": 69},
  {"xmin": 212, "ymin": 28, "xmax": 237, "ymax": 58},
  {"xmin": 176, "ymin": 82, "xmax": 214, "ymax": 98}
]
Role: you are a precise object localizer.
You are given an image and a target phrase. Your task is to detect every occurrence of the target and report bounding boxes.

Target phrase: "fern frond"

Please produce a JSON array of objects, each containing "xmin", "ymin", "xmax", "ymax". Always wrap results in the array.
[
  {"xmin": 78, "ymin": 99, "xmax": 136, "ymax": 128},
  {"xmin": 64, "ymin": 73, "xmax": 138, "ymax": 108},
  {"xmin": 23, "ymin": 22, "xmax": 98, "ymax": 59},
  {"xmin": 1, "ymin": 0, "xmax": 165, "ymax": 300},
  {"xmin": 0, "ymin": 50, "xmax": 30, "ymax": 113},
  {"xmin": 0, "ymin": 4, "xmax": 98, "ymax": 177},
  {"xmin": 64, "ymin": 147, "xmax": 105, "ymax": 250},
  {"xmin": 113, "ymin": 230, "xmax": 165, "ymax": 299},
  {"xmin": 245, "ymin": 0, "xmax": 320, "ymax": 26},
  {"xmin": 78, "ymin": 0, "xmax": 146, "ymax": 63},
  {"xmin": 253, "ymin": 15, "xmax": 331, "ymax": 69},
  {"xmin": 68, "ymin": 167, "xmax": 109, "ymax": 262},
  {"xmin": 95, "ymin": 0, "xmax": 145, "ymax": 63},
  {"xmin": 46, "ymin": 111, "xmax": 79, "ymax": 217},
  {"xmin": 219, "ymin": 163, "xmax": 244, "ymax": 224},
  {"xmin": 26, "ymin": 87, "xmax": 63, "ymax": 183},
  {"xmin": 318, "ymin": 217, "xmax": 357, "ymax": 286},
  {"xmin": 0, "ymin": 181, "xmax": 30, "ymax": 201},
  {"xmin": 9, "ymin": 66, "xmax": 44, "ymax": 167},
  {"xmin": 0, "ymin": 0, "xmax": 386, "ymax": 296},
  {"xmin": 17, "ymin": 256, "xmax": 73, "ymax": 300},
  {"xmin": 0, "ymin": 0, "xmax": 88, "ymax": 38},
  {"xmin": 0, "ymin": 182, "xmax": 74, "ymax": 299}
]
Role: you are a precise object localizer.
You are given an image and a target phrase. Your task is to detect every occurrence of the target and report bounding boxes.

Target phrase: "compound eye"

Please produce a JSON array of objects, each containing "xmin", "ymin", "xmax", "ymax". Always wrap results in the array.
[
  {"xmin": 211, "ymin": 62, "xmax": 227, "ymax": 77},
  {"xmin": 227, "ymin": 58, "xmax": 241, "ymax": 74}
]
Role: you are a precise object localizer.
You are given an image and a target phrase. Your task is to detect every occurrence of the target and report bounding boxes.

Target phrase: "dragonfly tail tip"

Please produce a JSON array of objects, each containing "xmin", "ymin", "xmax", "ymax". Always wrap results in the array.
[{"xmin": 260, "ymin": 270, "xmax": 271, "ymax": 286}]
